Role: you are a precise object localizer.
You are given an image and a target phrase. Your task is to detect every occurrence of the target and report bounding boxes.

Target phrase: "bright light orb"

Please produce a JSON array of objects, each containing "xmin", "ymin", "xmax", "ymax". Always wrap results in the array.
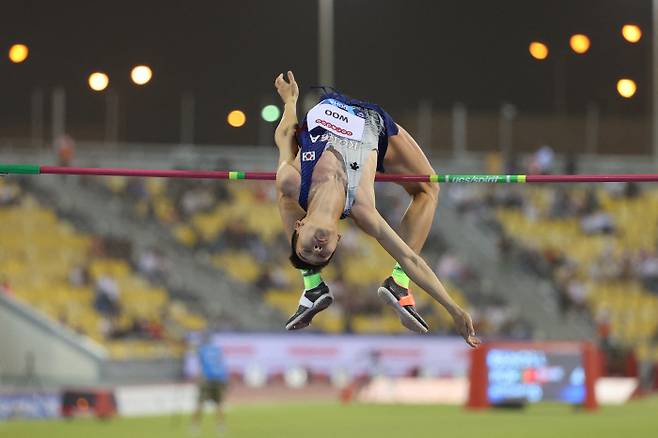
[
  {"xmin": 88, "ymin": 72, "xmax": 109, "ymax": 92},
  {"xmin": 529, "ymin": 42, "xmax": 549, "ymax": 60},
  {"xmin": 261, "ymin": 105, "xmax": 281, "ymax": 122},
  {"xmin": 131, "ymin": 65, "xmax": 153, "ymax": 85},
  {"xmin": 227, "ymin": 110, "xmax": 246, "ymax": 127},
  {"xmin": 617, "ymin": 79, "xmax": 637, "ymax": 98},
  {"xmin": 622, "ymin": 25, "xmax": 642, "ymax": 43},
  {"xmin": 570, "ymin": 34, "xmax": 590, "ymax": 54},
  {"xmin": 8, "ymin": 44, "xmax": 29, "ymax": 63}
]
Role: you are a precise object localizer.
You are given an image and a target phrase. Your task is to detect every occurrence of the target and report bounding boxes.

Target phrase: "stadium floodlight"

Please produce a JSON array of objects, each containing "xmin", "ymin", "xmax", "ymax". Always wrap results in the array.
[
  {"xmin": 8, "ymin": 43, "xmax": 29, "ymax": 63},
  {"xmin": 617, "ymin": 79, "xmax": 637, "ymax": 98},
  {"xmin": 227, "ymin": 110, "xmax": 246, "ymax": 127},
  {"xmin": 622, "ymin": 24, "xmax": 642, "ymax": 43},
  {"xmin": 88, "ymin": 72, "xmax": 109, "ymax": 92},
  {"xmin": 569, "ymin": 34, "xmax": 590, "ymax": 54},
  {"xmin": 130, "ymin": 65, "xmax": 152, "ymax": 85},
  {"xmin": 529, "ymin": 42, "xmax": 549, "ymax": 60},
  {"xmin": 261, "ymin": 104, "xmax": 281, "ymax": 122}
]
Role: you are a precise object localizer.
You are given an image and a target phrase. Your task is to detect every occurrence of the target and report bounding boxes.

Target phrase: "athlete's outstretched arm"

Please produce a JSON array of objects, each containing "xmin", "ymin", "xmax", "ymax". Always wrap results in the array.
[
  {"xmin": 276, "ymin": 182, "xmax": 305, "ymax": 242},
  {"xmin": 274, "ymin": 71, "xmax": 300, "ymax": 165},
  {"xmin": 353, "ymin": 207, "xmax": 480, "ymax": 347},
  {"xmin": 273, "ymin": 71, "xmax": 305, "ymax": 241}
]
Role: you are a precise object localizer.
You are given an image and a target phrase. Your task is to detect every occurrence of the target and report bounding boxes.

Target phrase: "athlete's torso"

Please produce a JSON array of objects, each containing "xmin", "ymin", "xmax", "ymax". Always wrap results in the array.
[{"xmin": 296, "ymin": 93, "xmax": 398, "ymax": 218}]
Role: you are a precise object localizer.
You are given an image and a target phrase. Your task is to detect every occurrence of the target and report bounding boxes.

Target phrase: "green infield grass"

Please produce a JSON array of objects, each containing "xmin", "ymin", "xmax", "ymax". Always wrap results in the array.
[{"xmin": 2, "ymin": 397, "xmax": 658, "ymax": 438}]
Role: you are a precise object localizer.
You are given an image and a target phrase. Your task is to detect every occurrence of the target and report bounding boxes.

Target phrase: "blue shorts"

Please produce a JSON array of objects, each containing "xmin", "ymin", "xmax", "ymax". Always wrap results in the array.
[{"xmin": 299, "ymin": 92, "xmax": 399, "ymax": 172}]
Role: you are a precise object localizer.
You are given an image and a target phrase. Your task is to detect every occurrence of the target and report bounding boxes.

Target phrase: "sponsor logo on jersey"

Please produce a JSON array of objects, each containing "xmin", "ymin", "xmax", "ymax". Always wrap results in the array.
[{"xmin": 315, "ymin": 119, "xmax": 353, "ymax": 136}]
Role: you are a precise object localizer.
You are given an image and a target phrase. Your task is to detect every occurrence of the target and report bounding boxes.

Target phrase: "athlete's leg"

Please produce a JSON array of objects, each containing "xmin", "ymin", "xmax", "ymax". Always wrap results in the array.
[
  {"xmin": 376, "ymin": 125, "xmax": 438, "ymax": 333},
  {"xmin": 383, "ymin": 125, "xmax": 439, "ymax": 253},
  {"xmin": 215, "ymin": 384, "xmax": 226, "ymax": 434},
  {"xmin": 190, "ymin": 384, "xmax": 205, "ymax": 434}
]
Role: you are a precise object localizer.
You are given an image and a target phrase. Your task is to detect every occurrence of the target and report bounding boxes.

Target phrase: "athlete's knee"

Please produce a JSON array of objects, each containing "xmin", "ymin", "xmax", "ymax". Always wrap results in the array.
[
  {"xmin": 409, "ymin": 183, "xmax": 439, "ymax": 210},
  {"xmin": 418, "ymin": 173, "xmax": 440, "ymax": 202},
  {"xmin": 426, "ymin": 165, "xmax": 440, "ymax": 201},
  {"xmin": 422, "ymin": 182, "xmax": 440, "ymax": 205},
  {"xmin": 404, "ymin": 179, "xmax": 439, "ymax": 206},
  {"xmin": 276, "ymin": 165, "xmax": 299, "ymax": 198}
]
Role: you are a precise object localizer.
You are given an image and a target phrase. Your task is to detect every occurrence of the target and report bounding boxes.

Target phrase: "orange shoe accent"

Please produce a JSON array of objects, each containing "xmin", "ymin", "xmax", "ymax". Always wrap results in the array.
[{"xmin": 398, "ymin": 294, "xmax": 416, "ymax": 307}]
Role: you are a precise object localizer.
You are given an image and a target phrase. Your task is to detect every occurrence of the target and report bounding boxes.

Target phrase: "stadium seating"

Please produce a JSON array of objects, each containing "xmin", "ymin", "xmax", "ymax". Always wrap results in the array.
[
  {"xmin": 0, "ymin": 178, "xmax": 206, "ymax": 359},
  {"xmin": 493, "ymin": 185, "xmax": 658, "ymax": 362}
]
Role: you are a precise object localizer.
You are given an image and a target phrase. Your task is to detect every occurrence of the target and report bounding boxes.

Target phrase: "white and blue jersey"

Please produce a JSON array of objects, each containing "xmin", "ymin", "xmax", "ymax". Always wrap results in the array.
[{"xmin": 296, "ymin": 92, "xmax": 398, "ymax": 218}]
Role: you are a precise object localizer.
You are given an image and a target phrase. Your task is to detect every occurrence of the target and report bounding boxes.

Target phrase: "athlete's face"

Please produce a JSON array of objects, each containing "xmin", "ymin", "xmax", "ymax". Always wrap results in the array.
[{"xmin": 295, "ymin": 218, "xmax": 341, "ymax": 265}]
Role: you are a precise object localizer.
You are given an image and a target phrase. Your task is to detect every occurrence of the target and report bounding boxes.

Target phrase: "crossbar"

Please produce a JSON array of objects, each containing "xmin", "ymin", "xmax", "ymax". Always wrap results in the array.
[{"xmin": 2, "ymin": 164, "xmax": 658, "ymax": 183}]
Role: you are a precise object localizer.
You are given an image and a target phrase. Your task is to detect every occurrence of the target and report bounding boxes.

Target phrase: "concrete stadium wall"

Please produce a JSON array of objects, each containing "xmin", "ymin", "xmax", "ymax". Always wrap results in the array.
[
  {"xmin": 101, "ymin": 358, "xmax": 183, "ymax": 384},
  {"xmin": 0, "ymin": 294, "xmax": 106, "ymax": 385}
]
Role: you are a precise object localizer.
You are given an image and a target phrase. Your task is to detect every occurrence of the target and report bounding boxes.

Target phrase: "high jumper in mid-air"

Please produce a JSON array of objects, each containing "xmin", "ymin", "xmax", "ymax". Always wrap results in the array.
[{"xmin": 273, "ymin": 70, "xmax": 479, "ymax": 348}]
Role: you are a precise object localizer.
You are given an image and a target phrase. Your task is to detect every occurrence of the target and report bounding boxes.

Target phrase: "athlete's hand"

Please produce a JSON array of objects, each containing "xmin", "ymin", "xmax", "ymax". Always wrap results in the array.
[
  {"xmin": 451, "ymin": 308, "xmax": 481, "ymax": 348},
  {"xmin": 275, "ymin": 71, "xmax": 299, "ymax": 105}
]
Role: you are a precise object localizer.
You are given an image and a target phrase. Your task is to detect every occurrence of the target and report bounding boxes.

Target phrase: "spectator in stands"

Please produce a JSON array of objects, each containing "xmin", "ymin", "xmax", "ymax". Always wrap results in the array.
[
  {"xmin": 0, "ymin": 276, "xmax": 13, "ymax": 297},
  {"xmin": 137, "ymin": 248, "xmax": 169, "ymax": 285},
  {"xmin": 565, "ymin": 277, "xmax": 590, "ymax": 315},
  {"xmin": 55, "ymin": 134, "xmax": 75, "ymax": 167},
  {"xmin": 68, "ymin": 264, "xmax": 91, "ymax": 287},
  {"xmin": 580, "ymin": 210, "xmax": 615, "ymax": 235},
  {"xmin": 637, "ymin": 251, "xmax": 658, "ymax": 294},
  {"xmin": 191, "ymin": 335, "xmax": 229, "ymax": 435},
  {"xmin": 530, "ymin": 145, "xmax": 555, "ymax": 174},
  {"xmin": 94, "ymin": 275, "xmax": 121, "ymax": 316}
]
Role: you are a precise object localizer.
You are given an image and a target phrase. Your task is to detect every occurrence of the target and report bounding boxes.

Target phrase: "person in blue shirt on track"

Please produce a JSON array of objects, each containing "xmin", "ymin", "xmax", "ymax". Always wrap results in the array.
[
  {"xmin": 273, "ymin": 71, "xmax": 479, "ymax": 348},
  {"xmin": 192, "ymin": 335, "xmax": 229, "ymax": 435}
]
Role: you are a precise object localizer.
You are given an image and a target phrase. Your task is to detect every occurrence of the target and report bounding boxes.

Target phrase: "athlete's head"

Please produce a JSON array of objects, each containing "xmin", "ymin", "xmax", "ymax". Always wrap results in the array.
[{"xmin": 289, "ymin": 216, "xmax": 341, "ymax": 270}]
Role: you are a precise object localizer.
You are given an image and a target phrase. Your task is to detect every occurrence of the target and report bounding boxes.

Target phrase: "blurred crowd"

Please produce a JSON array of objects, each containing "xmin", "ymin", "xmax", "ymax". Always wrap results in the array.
[
  {"xmin": 1, "ymin": 176, "xmax": 201, "ymax": 352},
  {"xmin": 65, "ymin": 241, "xmax": 171, "ymax": 341},
  {"xmin": 451, "ymin": 148, "xmax": 656, "ymax": 312},
  {"xmin": 448, "ymin": 147, "xmax": 658, "ymax": 380},
  {"xmin": 91, "ymin": 167, "xmax": 534, "ymax": 338}
]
